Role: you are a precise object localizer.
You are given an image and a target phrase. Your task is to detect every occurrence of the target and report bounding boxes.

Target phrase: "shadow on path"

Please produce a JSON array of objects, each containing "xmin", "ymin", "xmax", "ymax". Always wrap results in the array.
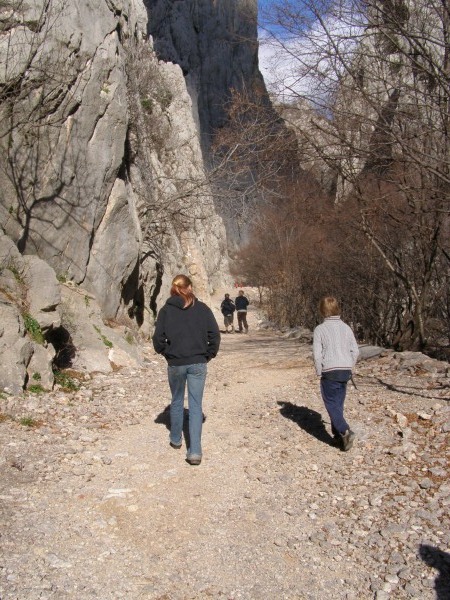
[
  {"xmin": 419, "ymin": 544, "xmax": 450, "ymax": 599},
  {"xmin": 155, "ymin": 404, "xmax": 191, "ymax": 449},
  {"xmin": 277, "ymin": 401, "xmax": 336, "ymax": 447},
  {"xmin": 220, "ymin": 334, "xmax": 302, "ymax": 357},
  {"xmin": 375, "ymin": 377, "xmax": 449, "ymax": 402},
  {"xmin": 154, "ymin": 404, "xmax": 206, "ymax": 450}
]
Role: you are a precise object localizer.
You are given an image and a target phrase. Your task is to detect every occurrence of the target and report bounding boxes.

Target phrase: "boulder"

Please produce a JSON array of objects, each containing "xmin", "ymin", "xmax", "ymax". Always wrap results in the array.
[
  {"xmin": 359, "ymin": 345, "xmax": 385, "ymax": 360},
  {"xmin": 26, "ymin": 344, "xmax": 56, "ymax": 391},
  {"xmin": 282, "ymin": 327, "xmax": 314, "ymax": 342},
  {"xmin": 0, "ymin": 234, "xmax": 22, "ymax": 270},
  {"xmin": 59, "ymin": 284, "xmax": 144, "ymax": 374},
  {"xmin": 0, "ymin": 303, "xmax": 31, "ymax": 394},
  {"xmin": 23, "ymin": 255, "xmax": 61, "ymax": 331}
]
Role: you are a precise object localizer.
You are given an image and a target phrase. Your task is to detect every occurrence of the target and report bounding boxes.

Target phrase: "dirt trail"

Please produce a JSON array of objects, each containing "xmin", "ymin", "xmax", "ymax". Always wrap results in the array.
[{"xmin": 1, "ymin": 294, "xmax": 449, "ymax": 599}]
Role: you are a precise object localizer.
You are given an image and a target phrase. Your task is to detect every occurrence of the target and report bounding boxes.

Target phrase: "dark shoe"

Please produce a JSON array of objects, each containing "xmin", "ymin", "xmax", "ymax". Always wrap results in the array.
[
  {"xmin": 341, "ymin": 430, "xmax": 355, "ymax": 451},
  {"xmin": 186, "ymin": 454, "xmax": 202, "ymax": 465},
  {"xmin": 170, "ymin": 441, "xmax": 182, "ymax": 449},
  {"xmin": 332, "ymin": 434, "xmax": 342, "ymax": 448}
]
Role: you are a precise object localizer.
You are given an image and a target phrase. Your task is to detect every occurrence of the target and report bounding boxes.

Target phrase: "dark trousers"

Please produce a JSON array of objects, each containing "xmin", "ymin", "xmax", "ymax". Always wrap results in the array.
[
  {"xmin": 237, "ymin": 311, "xmax": 248, "ymax": 331},
  {"xmin": 320, "ymin": 378, "xmax": 350, "ymax": 436}
]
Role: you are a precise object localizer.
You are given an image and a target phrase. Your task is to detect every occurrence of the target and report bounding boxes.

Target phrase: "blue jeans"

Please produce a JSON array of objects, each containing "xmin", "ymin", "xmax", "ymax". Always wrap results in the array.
[
  {"xmin": 168, "ymin": 363, "xmax": 207, "ymax": 456},
  {"xmin": 320, "ymin": 378, "xmax": 350, "ymax": 436}
]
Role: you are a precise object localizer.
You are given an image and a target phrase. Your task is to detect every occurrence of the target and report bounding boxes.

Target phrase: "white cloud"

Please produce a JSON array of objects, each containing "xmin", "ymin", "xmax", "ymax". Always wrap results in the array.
[
  {"xmin": 258, "ymin": 11, "xmax": 363, "ymax": 102},
  {"xmin": 258, "ymin": 30, "xmax": 316, "ymax": 101}
]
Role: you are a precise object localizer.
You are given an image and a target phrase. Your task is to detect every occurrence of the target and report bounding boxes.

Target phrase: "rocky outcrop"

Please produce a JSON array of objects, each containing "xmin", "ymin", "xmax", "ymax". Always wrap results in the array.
[
  {"xmin": 0, "ymin": 0, "xmax": 271, "ymax": 393},
  {"xmin": 57, "ymin": 281, "xmax": 144, "ymax": 374},
  {"xmin": 0, "ymin": 235, "xmax": 58, "ymax": 394},
  {"xmin": 145, "ymin": 0, "xmax": 266, "ymax": 148},
  {"xmin": 125, "ymin": 51, "xmax": 230, "ymax": 312},
  {"xmin": 0, "ymin": 234, "xmax": 145, "ymax": 393},
  {"xmin": 144, "ymin": 0, "xmax": 275, "ymax": 249},
  {"xmin": 0, "ymin": 0, "xmax": 229, "ymax": 344}
]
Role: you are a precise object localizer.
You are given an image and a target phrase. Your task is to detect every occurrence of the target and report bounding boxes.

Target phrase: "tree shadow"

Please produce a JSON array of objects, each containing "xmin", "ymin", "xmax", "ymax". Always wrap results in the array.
[
  {"xmin": 375, "ymin": 377, "xmax": 449, "ymax": 401},
  {"xmin": 277, "ymin": 401, "xmax": 337, "ymax": 447},
  {"xmin": 419, "ymin": 544, "xmax": 450, "ymax": 599}
]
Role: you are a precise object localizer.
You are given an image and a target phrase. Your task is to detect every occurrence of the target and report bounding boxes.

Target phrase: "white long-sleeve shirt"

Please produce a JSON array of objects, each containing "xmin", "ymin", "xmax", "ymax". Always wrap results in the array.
[{"xmin": 313, "ymin": 316, "xmax": 359, "ymax": 376}]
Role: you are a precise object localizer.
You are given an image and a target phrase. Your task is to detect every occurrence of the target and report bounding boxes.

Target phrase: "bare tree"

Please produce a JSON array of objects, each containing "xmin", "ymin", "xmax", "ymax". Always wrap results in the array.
[
  {"xmin": 210, "ymin": 87, "xmax": 299, "ymax": 242},
  {"xmin": 258, "ymin": 0, "xmax": 450, "ymax": 350}
]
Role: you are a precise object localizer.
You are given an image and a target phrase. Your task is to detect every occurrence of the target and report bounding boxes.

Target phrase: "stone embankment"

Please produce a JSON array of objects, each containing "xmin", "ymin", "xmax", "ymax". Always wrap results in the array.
[{"xmin": 0, "ymin": 320, "xmax": 449, "ymax": 599}]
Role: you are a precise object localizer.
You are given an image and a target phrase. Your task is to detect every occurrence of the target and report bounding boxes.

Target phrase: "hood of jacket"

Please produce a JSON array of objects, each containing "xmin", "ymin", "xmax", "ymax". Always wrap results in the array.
[{"xmin": 166, "ymin": 295, "xmax": 190, "ymax": 310}]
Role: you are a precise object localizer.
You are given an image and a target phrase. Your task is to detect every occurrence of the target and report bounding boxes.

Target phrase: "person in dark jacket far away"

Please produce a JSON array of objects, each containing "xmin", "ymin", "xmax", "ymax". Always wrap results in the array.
[
  {"xmin": 220, "ymin": 293, "xmax": 236, "ymax": 333},
  {"xmin": 152, "ymin": 274, "xmax": 221, "ymax": 465},
  {"xmin": 313, "ymin": 296, "xmax": 359, "ymax": 451},
  {"xmin": 234, "ymin": 289, "xmax": 249, "ymax": 333}
]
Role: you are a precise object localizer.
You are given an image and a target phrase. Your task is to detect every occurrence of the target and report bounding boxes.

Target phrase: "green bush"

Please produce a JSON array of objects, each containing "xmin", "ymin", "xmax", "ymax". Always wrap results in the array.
[
  {"xmin": 23, "ymin": 314, "xmax": 44, "ymax": 344},
  {"xmin": 141, "ymin": 97, "xmax": 154, "ymax": 113},
  {"xmin": 57, "ymin": 273, "xmax": 68, "ymax": 283},
  {"xmin": 53, "ymin": 370, "xmax": 80, "ymax": 392},
  {"xmin": 19, "ymin": 416, "xmax": 39, "ymax": 427},
  {"xmin": 28, "ymin": 384, "xmax": 44, "ymax": 394}
]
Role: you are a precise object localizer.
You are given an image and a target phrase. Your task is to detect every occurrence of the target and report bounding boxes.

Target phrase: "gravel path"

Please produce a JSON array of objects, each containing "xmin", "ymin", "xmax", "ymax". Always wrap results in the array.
[{"xmin": 1, "ymin": 304, "xmax": 449, "ymax": 599}]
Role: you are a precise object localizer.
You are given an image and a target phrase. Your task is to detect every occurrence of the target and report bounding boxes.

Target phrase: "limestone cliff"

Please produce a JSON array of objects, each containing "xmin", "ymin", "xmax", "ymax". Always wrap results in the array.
[
  {"xmin": 0, "ymin": 0, "xmax": 229, "ymax": 337},
  {"xmin": 1, "ymin": 0, "xmax": 267, "ymax": 391},
  {"xmin": 145, "ymin": 0, "xmax": 272, "ymax": 248},
  {"xmin": 145, "ymin": 0, "xmax": 265, "ymax": 149}
]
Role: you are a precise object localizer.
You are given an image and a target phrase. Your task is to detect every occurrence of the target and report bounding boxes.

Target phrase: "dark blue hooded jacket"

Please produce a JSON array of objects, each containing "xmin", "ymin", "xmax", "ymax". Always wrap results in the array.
[{"xmin": 152, "ymin": 296, "xmax": 220, "ymax": 366}]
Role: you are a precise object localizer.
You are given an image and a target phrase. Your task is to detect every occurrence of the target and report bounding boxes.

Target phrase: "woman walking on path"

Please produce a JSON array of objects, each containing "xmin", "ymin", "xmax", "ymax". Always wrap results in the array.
[
  {"xmin": 152, "ymin": 275, "xmax": 221, "ymax": 465},
  {"xmin": 313, "ymin": 296, "xmax": 359, "ymax": 451}
]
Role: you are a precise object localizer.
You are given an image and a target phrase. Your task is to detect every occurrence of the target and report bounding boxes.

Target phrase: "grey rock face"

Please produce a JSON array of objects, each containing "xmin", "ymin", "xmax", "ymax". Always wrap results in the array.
[
  {"xmin": 58, "ymin": 283, "xmax": 144, "ymax": 374},
  {"xmin": 0, "ymin": 0, "xmax": 229, "ymax": 335},
  {"xmin": 0, "ymin": 0, "xmax": 141, "ymax": 299},
  {"xmin": 145, "ymin": 0, "xmax": 265, "ymax": 142},
  {"xmin": 0, "ymin": 234, "xmax": 57, "ymax": 392},
  {"xmin": 1, "ymin": 1, "xmax": 126, "ymax": 273},
  {"xmin": 144, "ymin": 0, "xmax": 273, "ymax": 249},
  {"xmin": 126, "ymin": 50, "xmax": 229, "ymax": 315},
  {"xmin": 84, "ymin": 179, "xmax": 141, "ymax": 320},
  {"xmin": 0, "ymin": 304, "xmax": 31, "ymax": 395},
  {"xmin": 23, "ymin": 255, "xmax": 61, "ymax": 331},
  {"xmin": 0, "ymin": 231, "xmax": 145, "ymax": 392}
]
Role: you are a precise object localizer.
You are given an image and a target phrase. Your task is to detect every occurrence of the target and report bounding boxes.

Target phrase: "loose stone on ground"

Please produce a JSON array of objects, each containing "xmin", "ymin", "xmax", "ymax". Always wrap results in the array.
[{"xmin": 0, "ymin": 314, "xmax": 449, "ymax": 599}]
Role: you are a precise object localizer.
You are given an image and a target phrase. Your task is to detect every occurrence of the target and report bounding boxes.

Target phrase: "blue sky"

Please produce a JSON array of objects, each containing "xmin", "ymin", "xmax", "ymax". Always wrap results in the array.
[
  {"xmin": 257, "ymin": 0, "xmax": 280, "ymax": 86},
  {"xmin": 257, "ymin": 0, "xmax": 286, "ymax": 36},
  {"xmin": 256, "ymin": 0, "xmax": 361, "ymax": 100},
  {"xmin": 257, "ymin": 0, "xmax": 295, "ymax": 92}
]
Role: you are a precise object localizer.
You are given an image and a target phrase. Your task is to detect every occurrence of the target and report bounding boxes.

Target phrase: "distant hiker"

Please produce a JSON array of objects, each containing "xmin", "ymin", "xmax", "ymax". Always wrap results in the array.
[
  {"xmin": 235, "ymin": 290, "xmax": 249, "ymax": 333},
  {"xmin": 220, "ymin": 293, "xmax": 236, "ymax": 333},
  {"xmin": 313, "ymin": 296, "xmax": 359, "ymax": 451},
  {"xmin": 152, "ymin": 274, "xmax": 221, "ymax": 466}
]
